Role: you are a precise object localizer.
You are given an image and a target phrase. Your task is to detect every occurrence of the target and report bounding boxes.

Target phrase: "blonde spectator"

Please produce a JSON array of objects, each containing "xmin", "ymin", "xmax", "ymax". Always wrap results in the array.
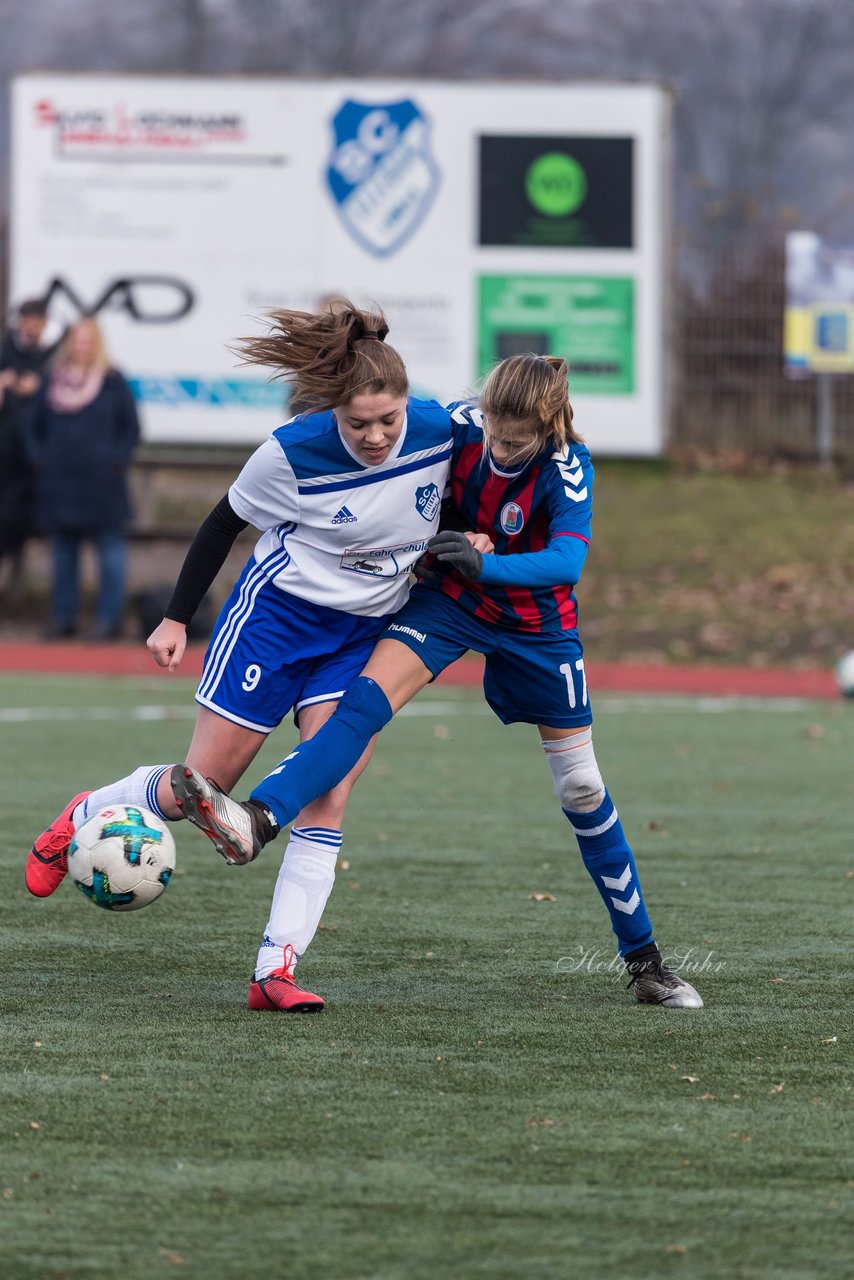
[{"xmin": 29, "ymin": 316, "xmax": 140, "ymax": 639}]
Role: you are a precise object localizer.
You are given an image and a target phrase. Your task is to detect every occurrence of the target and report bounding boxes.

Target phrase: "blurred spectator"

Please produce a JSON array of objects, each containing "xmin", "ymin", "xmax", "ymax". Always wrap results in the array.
[
  {"xmin": 0, "ymin": 296, "xmax": 65, "ymax": 379},
  {"xmin": 29, "ymin": 317, "xmax": 141, "ymax": 640},
  {"xmin": 0, "ymin": 298, "xmax": 65, "ymax": 595},
  {"xmin": 0, "ymin": 370, "xmax": 36, "ymax": 595}
]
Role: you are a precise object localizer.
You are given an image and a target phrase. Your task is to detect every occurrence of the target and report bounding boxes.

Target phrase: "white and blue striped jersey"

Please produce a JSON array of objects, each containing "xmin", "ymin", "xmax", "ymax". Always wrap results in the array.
[{"xmin": 228, "ymin": 398, "xmax": 455, "ymax": 618}]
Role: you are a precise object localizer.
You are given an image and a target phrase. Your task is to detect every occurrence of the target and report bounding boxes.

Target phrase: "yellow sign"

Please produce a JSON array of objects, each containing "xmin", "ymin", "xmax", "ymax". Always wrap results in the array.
[{"xmin": 785, "ymin": 233, "xmax": 854, "ymax": 373}]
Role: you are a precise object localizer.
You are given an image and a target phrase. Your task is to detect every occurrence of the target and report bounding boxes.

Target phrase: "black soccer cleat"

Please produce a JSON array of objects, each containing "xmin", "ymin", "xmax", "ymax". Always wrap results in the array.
[{"xmin": 625, "ymin": 943, "xmax": 703, "ymax": 1008}]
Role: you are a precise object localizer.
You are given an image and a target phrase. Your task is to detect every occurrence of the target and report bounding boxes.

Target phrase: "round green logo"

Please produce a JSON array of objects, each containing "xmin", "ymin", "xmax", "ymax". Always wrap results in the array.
[{"xmin": 525, "ymin": 152, "xmax": 587, "ymax": 217}]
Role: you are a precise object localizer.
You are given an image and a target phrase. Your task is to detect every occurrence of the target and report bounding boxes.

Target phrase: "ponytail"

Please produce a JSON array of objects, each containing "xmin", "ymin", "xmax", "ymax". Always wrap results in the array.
[{"xmin": 234, "ymin": 297, "xmax": 407, "ymax": 411}]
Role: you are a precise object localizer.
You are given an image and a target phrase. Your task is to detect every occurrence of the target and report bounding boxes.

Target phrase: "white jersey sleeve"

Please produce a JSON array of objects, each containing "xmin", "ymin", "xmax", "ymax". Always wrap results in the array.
[{"xmin": 228, "ymin": 437, "xmax": 300, "ymax": 531}]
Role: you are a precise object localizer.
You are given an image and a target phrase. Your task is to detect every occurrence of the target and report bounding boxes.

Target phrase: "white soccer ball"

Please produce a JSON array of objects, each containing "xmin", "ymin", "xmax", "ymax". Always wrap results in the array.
[
  {"xmin": 835, "ymin": 650, "xmax": 854, "ymax": 699},
  {"xmin": 68, "ymin": 804, "xmax": 177, "ymax": 911}
]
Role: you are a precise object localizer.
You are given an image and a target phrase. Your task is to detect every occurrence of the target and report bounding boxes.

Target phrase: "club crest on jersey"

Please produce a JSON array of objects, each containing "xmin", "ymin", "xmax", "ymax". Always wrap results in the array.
[
  {"xmin": 415, "ymin": 483, "xmax": 441, "ymax": 521},
  {"xmin": 326, "ymin": 98, "xmax": 441, "ymax": 257},
  {"xmin": 500, "ymin": 502, "xmax": 525, "ymax": 535}
]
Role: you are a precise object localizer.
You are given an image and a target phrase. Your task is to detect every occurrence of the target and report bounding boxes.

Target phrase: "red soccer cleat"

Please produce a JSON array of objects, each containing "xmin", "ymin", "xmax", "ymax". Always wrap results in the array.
[
  {"xmin": 248, "ymin": 946, "xmax": 325, "ymax": 1013},
  {"xmin": 26, "ymin": 792, "xmax": 92, "ymax": 898}
]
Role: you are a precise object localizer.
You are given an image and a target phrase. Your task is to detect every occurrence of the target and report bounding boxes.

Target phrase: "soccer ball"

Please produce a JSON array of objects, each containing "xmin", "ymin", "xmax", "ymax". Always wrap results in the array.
[
  {"xmin": 835, "ymin": 650, "xmax": 854, "ymax": 699},
  {"xmin": 68, "ymin": 804, "xmax": 176, "ymax": 911}
]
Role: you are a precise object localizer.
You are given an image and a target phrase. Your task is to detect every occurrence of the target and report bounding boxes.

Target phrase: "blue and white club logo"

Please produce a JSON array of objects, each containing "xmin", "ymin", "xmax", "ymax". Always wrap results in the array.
[
  {"xmin": 415, "ymin": 483, "xmax": 441, "ymax": 521},
  {"xmin": 500, "ymin": 502, "xmax": 525, "ymax": 534},
  {"xmin": 326, "ymin": 99, "xmax": 441, "ymax": 257}
]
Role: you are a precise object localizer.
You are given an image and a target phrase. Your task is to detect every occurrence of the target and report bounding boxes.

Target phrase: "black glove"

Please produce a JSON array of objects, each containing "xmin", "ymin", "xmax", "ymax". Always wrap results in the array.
[{"xmin": 426, "ymin": 530, "xmax": 483, "ymax": 580}]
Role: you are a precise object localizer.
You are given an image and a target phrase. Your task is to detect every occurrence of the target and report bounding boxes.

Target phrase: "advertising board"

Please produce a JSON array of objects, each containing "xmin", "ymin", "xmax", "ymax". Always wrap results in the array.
[{"xmin": 11, "ymin": 75, "xmax": 669, "ymax": 452}]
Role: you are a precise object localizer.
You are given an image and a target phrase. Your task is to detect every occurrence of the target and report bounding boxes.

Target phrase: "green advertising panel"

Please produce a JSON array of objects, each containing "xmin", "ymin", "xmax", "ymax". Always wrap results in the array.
[{"xmin": 478, "ymin": 274, "xmax": 635, "ymax": 394}]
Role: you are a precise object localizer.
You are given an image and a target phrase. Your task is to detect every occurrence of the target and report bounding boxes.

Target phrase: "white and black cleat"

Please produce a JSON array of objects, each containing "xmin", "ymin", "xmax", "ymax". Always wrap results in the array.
[
  {"xmin": 626, "ymin": 945, "xmax": 704, "ymax": 1008},
  {"xmin": 170, "ymin": 765, "xmax": 274, "ymax": 865}
]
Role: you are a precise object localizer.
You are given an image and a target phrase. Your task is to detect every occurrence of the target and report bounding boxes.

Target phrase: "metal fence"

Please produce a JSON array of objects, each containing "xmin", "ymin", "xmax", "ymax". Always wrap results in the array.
[{"xmin": 672, "ymin": 236, "xmax": 854, "ymax": 465}]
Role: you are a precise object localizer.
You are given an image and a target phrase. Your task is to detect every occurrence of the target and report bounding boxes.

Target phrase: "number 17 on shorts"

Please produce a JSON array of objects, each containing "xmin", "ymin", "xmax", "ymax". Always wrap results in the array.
[{"xmin": 560, "ymin": 658, "xmax": 588, "ymax": 709}]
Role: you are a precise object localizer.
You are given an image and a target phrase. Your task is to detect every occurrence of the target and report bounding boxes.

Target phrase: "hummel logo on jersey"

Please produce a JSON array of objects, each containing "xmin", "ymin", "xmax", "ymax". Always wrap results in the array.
[
  {"xmin": 332, "ymin": 506, "xmax": 358, "ymax": 524},
  {"xmin": 553, "ymin": 447, "xmax": 588, "ymax": 503},
  {"xmin": 451, "ymin": 403, "xmax": 484, "ymax": 430}
]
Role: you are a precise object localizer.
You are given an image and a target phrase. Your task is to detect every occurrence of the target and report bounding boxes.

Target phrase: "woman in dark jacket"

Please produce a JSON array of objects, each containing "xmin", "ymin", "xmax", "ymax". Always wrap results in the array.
[{"xmin": 30, "ymin": 317, "xmax": 140, "ymax": 638}]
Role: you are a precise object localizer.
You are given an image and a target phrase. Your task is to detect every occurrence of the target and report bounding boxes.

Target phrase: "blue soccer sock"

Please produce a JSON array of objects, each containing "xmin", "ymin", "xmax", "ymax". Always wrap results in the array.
[
  {"xmin": 563, "ymin": 790, "xmax": 655, "ymax": 957},
  {"xmin": 251, "ymin": 677, "xmax": 394, "ymax": 829}
]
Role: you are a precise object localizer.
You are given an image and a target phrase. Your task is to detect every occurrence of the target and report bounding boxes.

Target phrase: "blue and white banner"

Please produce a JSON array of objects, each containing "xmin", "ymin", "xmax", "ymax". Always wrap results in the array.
[{"xmin": 11, "ymin": 75, "xmax": 667, "ymax": 453}]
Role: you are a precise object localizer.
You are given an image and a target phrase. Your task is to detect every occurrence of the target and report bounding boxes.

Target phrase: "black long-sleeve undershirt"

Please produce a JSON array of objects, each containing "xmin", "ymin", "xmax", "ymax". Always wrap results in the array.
[{"xmin": 164, "ymin": 493, "xmax": 248, "ymax": 625}]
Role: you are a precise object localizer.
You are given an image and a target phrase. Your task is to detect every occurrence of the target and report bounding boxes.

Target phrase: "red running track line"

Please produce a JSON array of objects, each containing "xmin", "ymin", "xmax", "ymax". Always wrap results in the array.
[{"xmin": 0, "ymin": 641, "xmax": 839, "ymax": 699}]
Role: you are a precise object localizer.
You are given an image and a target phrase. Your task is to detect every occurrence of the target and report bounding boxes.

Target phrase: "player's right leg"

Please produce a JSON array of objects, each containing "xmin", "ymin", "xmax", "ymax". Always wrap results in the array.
[{"xmin": 25, "ymin": 711, "xmax": 266, "ymax": 898}]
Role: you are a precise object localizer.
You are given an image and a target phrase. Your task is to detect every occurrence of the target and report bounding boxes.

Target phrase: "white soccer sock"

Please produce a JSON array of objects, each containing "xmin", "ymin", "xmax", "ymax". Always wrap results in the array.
[
  {"xmin": 255, "ymin": 826, "xmax": 342, "ymax": 979},
  {"xmin": 72, "ymin": 765, "xmax": 174, "ymax": 829}
]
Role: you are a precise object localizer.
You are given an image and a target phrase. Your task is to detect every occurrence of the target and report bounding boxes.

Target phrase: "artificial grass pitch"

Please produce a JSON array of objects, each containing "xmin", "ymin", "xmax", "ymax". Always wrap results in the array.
[{"xmin": 0, "ymin": 674, "xmax": 852, "ymax": 1279}]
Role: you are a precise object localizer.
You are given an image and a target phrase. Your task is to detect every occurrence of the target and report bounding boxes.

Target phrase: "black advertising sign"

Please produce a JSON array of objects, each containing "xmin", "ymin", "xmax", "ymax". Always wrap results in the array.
[{"xmin": 479, "ymin": 135, "xmax": 634, "ymax": 249}]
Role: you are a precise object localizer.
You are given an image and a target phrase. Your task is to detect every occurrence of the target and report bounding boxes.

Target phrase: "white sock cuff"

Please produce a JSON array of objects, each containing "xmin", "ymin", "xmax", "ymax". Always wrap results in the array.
[
  {"xmin": 74, "ymin": 764, "xmax": 174, "ymax": 829},
  {"xmin": 144, "ymin": 766, "xmax": 172, "ymax": 820},
  {"xmin": 541, "ymin": 728, "xmax": 593, "ymax": 756}
]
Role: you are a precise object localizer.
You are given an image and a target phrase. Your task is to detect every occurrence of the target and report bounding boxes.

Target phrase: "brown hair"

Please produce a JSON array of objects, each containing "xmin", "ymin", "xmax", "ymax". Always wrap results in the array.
[
  {"xmin": 234, "ymin": 297, "xmax": 408, "ymax": 411},
  {"xmin": 479, "ymin": 354, "xmax": 580, "ymax": 464},
  {"xmin": 18, "ymin": 297, "xmax": 48, "ymax": 318}
]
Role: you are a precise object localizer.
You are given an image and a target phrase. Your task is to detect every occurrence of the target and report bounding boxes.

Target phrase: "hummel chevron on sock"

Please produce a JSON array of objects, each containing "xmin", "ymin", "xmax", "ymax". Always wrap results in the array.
[{"xmin": 564, "ymin": 789, "xmax": 654, "ymax": 957}]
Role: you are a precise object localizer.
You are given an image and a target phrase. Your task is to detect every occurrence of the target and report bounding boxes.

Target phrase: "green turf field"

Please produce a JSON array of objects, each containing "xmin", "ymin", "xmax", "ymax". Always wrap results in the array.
[{"xmin": 1, "ymin": 674, "xmax": 852, "ymax": 1280}]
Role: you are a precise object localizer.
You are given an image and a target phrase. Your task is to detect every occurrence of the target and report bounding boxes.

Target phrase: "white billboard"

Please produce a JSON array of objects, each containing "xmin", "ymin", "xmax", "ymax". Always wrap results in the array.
[{"xmin": 11, "ymin": 75, "xmax": 670, "ymax": 453}]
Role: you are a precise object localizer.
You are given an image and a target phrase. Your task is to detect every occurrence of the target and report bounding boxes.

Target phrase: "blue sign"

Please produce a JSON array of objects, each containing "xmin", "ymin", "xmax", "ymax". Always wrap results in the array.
[{"xmin": 326, "ymin": 99, "xmax": 441, "ymax": 257}]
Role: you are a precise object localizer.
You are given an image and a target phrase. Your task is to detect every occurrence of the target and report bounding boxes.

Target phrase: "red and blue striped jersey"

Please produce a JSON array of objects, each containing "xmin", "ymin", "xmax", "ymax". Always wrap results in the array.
[{"xmin": 431, "ymin": 402, "xmax": 594, "ymax": 633}]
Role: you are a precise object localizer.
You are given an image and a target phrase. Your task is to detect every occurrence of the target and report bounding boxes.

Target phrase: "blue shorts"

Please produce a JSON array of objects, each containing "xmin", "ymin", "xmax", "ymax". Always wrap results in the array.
[
  {"xmin": 196, "ymin": 557, "xmax": 388, "ymax": 733},
  {"xmin": 384, "ymin": 586, "xmax": 593, "ymax": 728}
]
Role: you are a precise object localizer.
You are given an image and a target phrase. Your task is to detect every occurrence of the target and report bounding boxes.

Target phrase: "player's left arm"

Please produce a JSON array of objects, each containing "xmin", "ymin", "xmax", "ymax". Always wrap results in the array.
[{"xmin": 429, "ymin": 446, "xmax": 593, "ymax": 586}]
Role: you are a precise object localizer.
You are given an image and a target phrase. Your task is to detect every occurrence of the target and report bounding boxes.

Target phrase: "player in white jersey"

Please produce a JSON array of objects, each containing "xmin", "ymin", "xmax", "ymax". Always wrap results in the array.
[{"xmin": 26, "ymin": 299, "xmax": 481, "ymax": 1012}]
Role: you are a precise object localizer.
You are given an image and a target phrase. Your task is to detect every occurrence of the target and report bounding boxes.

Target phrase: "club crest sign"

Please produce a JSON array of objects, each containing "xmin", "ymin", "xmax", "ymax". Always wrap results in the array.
[
  {"xmin": 415, "ymin": 483, "xmax": 441, "ymax": 521},
  {"xmin": 326, "ymin": 99, "xmax": 441, "ymax": 257}
]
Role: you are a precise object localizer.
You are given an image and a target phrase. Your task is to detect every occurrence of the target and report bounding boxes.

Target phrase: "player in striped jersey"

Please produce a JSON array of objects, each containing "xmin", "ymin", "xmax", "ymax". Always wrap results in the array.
[
  {"xmin": 25, "ymin": 299, "xmax": 481, "ymax": 1012},
  {"xmin": 176, "ymin": 354, "xmax": 703, "ymax": 1010}
]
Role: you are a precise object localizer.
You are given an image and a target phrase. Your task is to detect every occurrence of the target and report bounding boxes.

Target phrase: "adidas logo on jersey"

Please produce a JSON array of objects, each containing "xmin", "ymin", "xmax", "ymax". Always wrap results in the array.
[{"xmin": 331, "ymin": 506, "xmax": 358, "ymax": 524}]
